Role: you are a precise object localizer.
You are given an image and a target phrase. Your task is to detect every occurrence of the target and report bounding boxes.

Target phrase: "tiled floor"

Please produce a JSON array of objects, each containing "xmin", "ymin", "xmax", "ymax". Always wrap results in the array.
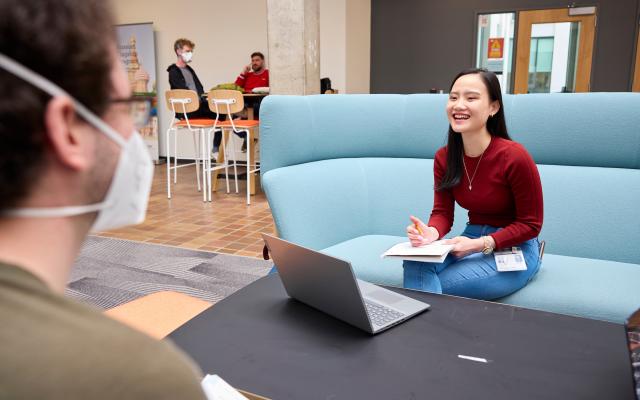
[{"xmin": 98, "ymin": 162, "xmax": 274, "ymax": 258}]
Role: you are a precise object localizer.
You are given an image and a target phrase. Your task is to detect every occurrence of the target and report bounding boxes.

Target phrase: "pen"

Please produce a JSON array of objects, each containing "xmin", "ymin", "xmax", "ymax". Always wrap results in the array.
[{"xmin": 414, "ymin": 222, "xmax": 424, "ymax": 236}]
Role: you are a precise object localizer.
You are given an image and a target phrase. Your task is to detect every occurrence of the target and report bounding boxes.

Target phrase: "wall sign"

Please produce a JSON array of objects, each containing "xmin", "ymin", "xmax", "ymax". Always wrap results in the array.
[{"xmin": 488, "ymin": 38, "xmax": 504, "ymax": 59}]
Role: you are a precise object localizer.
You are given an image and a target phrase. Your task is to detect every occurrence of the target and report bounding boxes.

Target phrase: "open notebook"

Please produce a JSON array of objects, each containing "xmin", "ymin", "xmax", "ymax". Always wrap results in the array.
[{"xmin": 382, "ymin": 240, "xmax": 454, "ymax": 263}]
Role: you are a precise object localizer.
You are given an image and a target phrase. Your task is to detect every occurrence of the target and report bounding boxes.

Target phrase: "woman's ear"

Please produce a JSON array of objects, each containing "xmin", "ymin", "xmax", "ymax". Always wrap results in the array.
[{"xmin": 489, "ymin": 100, "xmax": 500, "ymax": 117}]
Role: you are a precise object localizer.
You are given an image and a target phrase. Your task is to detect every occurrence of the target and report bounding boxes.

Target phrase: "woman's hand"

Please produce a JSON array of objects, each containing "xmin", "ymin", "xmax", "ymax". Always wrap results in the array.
[
  {"xmin": 406, "ymin": 216, "xmax": 439, "ymax": 247},
  {"xmin": 442, "ymin": 236, "xmax": 484, "ymax": 258}
]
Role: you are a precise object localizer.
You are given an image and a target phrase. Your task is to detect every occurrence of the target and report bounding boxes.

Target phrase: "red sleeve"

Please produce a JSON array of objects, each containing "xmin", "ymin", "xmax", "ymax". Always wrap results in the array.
[
  {"xmin": 264, "ymin": 69, "xmax": 269, "ymax": 86},
  {"xmin": 428, "ymin": 148, "xmax": 455, "ymax": 239},
  {"xmin": 235, "ymin": 73, "xmax": 246, "ymax": 87},
  {"xmin": 490, "ymin": 144, "xmax": 543, "ymax": 248}
]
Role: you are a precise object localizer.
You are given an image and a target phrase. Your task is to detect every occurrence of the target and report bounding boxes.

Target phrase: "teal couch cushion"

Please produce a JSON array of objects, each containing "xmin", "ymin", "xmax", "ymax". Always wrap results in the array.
[
  {"xmin": 536, "ymin": 165, "xmax": 640, "ymax": 264},
  {"xmin": 264, "ymin": 158, "xmax": 640, "ymax": 264},
  {"xmin": 499, "ymin": 254, "xmax": 640, "ymax": 323},
  {"xmin": 262, "ymin": 158, "xmax": 469, "ymax": 251},
  {"xmin": 321, "ymin": 235, "xmax": 640, "ymax": 323}
]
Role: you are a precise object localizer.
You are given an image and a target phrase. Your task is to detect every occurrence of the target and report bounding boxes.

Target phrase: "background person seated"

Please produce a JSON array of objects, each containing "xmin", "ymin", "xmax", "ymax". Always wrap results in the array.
[{"xmin": 235, "ymin": 51, "xmax": 269, "ymax": 120}]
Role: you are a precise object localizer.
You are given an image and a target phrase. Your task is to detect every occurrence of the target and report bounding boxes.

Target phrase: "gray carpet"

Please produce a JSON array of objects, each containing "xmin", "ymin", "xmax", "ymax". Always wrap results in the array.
[{"xmin": 67, "ymin": 236, "xmax": 272, "ymax": 310}]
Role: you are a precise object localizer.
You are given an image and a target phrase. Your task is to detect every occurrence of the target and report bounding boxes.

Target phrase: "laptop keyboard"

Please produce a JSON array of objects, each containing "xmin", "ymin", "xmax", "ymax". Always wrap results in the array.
[{"xmin": 365, "ymin": 300, "xmax": 406, "ymax": 327}]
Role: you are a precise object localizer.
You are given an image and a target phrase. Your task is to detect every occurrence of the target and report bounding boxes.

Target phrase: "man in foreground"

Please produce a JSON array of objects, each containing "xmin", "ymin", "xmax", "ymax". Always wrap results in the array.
[{"xmin": 0, "ymin": 1, "xmax": 206, "ymax": 398}]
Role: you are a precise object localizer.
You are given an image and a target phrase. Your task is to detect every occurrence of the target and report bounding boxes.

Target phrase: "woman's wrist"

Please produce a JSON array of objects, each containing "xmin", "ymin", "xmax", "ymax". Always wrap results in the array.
[
  {"xmin": 474, "ymin": 238, "xmax": 486, "ymax": 252},
  {"xmin": 479, "ymin": 235, "xmax": 496, "ymax": 254},
  {"xmin": 426, "ymin": 226, "xmax": 440, "ymax": 240}
]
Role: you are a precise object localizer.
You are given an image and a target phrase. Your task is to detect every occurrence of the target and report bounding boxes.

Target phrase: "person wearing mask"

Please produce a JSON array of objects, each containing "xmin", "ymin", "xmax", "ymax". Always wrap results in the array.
[
  {"xmin": 0, "ymin": 1, "xmax": 206, "ymax": 398},
  {"xmin": 167, "ymin": 38, "xmax": 227, "ymax": 155}
]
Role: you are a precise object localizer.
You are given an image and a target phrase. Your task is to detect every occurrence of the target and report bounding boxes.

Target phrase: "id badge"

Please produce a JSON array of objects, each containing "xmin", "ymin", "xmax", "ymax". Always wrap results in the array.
[{"xmin": 494, "ymin": 247, "xmax": 527, "ymax": 272}]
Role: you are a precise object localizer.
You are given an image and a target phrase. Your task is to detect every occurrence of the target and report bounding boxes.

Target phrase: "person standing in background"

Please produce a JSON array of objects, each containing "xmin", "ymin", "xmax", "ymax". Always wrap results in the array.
[{"xmin": 167, "ymin": 38, "xmax": 224, "ymax": 155}]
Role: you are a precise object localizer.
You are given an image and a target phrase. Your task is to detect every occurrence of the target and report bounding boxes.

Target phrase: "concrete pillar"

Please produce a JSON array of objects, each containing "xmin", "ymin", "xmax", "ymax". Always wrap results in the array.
[{"xmin": 266, "ymin": 0, "xmax": 320, "ymax": 95}]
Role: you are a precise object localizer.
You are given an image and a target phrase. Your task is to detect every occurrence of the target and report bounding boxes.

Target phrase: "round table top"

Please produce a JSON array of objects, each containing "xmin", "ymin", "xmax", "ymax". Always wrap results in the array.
[{"xmin": 168, "ymin": 274, "xmax": 634, "ymax": 400}]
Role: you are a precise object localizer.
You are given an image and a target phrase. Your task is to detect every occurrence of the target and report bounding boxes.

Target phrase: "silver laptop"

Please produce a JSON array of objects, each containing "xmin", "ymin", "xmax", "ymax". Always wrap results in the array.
[{"xmin": 262, "ymin": 234, "xmax": 430, "ymax": 334}]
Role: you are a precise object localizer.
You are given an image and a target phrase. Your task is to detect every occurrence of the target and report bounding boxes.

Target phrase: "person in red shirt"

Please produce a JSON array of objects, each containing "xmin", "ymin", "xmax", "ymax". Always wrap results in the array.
[
  {"xmin": 235, "ymin": 51, "xmax": 269, "ymax": 92},
  {"xmin": 235, "ymin": 52, "xmax": 269, "ymax": 119},
  {"xmin": 405, "ymin": 68, "xmax": 543, "ymax": 300}
]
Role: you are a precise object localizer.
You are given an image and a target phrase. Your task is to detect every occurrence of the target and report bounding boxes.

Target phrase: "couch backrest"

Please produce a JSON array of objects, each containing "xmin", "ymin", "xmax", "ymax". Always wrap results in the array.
[
  {"xmin": 260, "ymin": 93, "xmax": 640, "ymax": 263},
  {"xmin": 261, "ymin": 94, "xmax": 449, "ymax": 174},
  {"xmin": 261, "ymin": 93, "xmax": 640, "ymax": 172},
  {"xmin": 504, "ymin": 93, "xmax": 640, "ymax": 169}
]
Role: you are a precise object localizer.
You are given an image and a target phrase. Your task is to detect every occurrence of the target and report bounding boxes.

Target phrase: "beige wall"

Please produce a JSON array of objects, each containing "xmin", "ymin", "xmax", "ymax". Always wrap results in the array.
[
  {"xmin": 346, "ymin": 0, "xmax": 371, "ymax": 94},
  {"xmin": 319, "ymin": 0, "xmax": 371, "ymax": 94},
  {"xmin": 320, "ymin": 0, "xmax": 346, "ymax": 93},
  {"xmin": 112, "ymin": 0, "xmax": 268, "ymax": 156},
  {"xmin": 113, "ymin": 0, "xmax": 370, "ymax": 155}
]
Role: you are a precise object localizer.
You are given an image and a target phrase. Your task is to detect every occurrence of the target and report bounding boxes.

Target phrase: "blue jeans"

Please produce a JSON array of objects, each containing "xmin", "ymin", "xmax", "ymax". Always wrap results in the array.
[{"xmin": 403, "ymin": 224, "xmax": 541, "ymax": 300}]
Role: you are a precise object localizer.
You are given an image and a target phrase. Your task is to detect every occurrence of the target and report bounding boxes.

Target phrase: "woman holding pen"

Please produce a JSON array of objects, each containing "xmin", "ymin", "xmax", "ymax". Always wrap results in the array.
[{"xmin": 405, "ymin": 68, "xmax": 543, "ymax": 299}]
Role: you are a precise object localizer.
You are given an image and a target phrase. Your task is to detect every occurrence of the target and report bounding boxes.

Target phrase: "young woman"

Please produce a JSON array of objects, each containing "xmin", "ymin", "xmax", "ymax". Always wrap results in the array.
[{"xmin": 405, "ymin": 68, "xmax": 543, "ymax": 299}]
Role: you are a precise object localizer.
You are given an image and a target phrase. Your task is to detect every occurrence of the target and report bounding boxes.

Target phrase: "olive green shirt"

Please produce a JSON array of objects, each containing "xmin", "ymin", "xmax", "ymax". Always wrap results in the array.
[{"xmin": 0, "ymin": 263, "xmax": 206, "ymax": 399}]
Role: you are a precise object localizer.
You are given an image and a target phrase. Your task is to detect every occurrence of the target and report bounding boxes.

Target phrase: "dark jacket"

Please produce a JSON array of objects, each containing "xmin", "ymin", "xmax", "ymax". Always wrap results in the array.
[{"xmin": 167, "ymin": 64, "xmax": 205, "ymax": 96}]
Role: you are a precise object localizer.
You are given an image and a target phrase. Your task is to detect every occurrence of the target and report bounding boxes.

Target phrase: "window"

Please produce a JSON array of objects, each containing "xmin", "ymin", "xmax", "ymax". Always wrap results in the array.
[
  {"xmin": 528, "ymin": 37, "xmax": 554, "ymax": 93},
  {"xmin": 476, "ymin": 13, "xmax": 515, "ymax": 93}
]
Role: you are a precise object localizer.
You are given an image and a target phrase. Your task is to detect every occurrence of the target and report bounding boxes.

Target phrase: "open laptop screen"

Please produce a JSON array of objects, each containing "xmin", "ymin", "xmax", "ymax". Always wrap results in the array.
[{"xmin": 627, "ymin": 308, "xmax": 640, "ymax": 399}]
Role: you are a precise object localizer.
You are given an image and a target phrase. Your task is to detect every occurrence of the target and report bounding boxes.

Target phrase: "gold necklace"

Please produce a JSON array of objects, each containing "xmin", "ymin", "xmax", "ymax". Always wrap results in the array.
[{"xmin": 462, "ymin": 151, "xmax": 485, "ymax": 191}]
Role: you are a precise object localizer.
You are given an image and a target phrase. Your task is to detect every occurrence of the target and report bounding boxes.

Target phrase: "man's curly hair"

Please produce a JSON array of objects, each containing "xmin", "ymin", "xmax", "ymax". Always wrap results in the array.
[{"xmin": 0, "ymin": 0, "xmax": 116, "ymax": 211}]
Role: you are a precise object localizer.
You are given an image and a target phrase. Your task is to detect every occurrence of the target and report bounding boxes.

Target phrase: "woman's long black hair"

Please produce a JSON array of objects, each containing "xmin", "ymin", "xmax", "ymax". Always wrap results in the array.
[{"xmin": 436, "ymin": 68, "xmax": 511, "ymax": 191}]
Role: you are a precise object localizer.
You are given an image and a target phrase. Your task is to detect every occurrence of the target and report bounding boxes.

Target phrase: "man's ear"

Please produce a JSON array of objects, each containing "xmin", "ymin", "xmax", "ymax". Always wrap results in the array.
[{"xmin": 43, "ymin": 97, "xmax": 91, "ymax": 171}]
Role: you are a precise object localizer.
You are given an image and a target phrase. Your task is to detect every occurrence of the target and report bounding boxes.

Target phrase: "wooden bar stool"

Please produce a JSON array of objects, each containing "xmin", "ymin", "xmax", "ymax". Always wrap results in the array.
[
  {"xmin": 206, "ymin": 89, "xmax": 260, "ymax": 205},
  {"xmin": 165, "ymin": 89, "xmax": 230, "ymax": 201}
]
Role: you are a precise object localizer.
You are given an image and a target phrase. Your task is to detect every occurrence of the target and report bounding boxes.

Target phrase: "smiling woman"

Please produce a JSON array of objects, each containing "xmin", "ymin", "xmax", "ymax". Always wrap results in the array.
[
  {"xmin": 404, "ymin": 68, "xmax": 544, "ymax": 300},
  {"xmin": 438, "ymin": 69, "xmax": 511, "ymax": 190}
]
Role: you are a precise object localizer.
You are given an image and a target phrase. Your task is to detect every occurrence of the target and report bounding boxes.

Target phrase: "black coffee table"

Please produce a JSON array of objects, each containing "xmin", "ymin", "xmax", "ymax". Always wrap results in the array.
[{"xmin": 169, "ymin": 274, "xmax": 635, "ymax": 399}]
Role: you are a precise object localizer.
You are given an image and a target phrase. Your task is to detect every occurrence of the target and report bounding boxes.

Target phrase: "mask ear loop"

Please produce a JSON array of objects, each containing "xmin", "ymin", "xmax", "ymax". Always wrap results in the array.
[
  {"xmin": 0, "ymin": 52, "xmax": 131, "ymax": 218},
  {"xmin": 5, "ymin": 203, "xmax": 108, "ymax": 218},
  {"xmin": 0, "ymin": 52, "xmax": 127, "ymax": 148}
]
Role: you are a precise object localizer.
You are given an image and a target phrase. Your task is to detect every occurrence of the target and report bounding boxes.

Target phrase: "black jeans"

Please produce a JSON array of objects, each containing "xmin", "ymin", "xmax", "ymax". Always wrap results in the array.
[
  {"xmin": 179, "ymin": 100, "xmax": 248, "ymax": 150},
  {"xmin": 244, "ymin": 96, "xmax": 263, "ymax": 119},
  {"xmin": 183, "ymin": 100, "xmax": 224, "ymax": 148}
]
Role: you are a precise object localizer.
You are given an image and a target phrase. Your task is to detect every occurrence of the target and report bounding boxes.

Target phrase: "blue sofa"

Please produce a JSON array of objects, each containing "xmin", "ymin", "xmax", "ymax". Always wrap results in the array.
[{"xmin": 259, "ymin": 93, "xmax": 640, "ymax": 324}]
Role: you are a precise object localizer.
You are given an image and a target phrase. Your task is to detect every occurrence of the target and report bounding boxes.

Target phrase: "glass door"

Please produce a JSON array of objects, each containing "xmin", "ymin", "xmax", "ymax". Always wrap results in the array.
[
  {"xmin": 476, "ymin": 13, "xmax": 515, "ymax": 93},
  {"xmin": 513, "ymin": 8, "xmax": 596, "ymax": 93}
]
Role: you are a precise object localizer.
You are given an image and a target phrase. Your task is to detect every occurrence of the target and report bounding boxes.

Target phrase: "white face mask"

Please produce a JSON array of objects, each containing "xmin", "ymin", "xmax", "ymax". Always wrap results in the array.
[
  {"xmin": 181, "ymin": 51, "xmax": 193, "ymax": 63},
  {"xmin": 0, "ymin": 53, "xmax": 154, "ymax": 232}
]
